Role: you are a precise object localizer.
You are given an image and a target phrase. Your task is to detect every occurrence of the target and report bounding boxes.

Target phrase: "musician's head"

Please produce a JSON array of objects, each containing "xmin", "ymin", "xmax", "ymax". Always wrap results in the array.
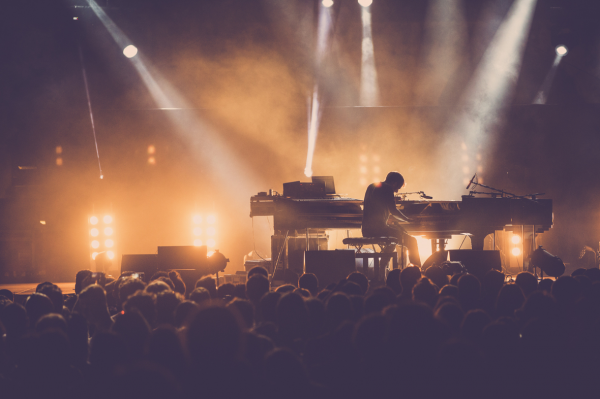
[{"xmin": 385, "ymin": 171, "xmax": 405, "ymax": 191}]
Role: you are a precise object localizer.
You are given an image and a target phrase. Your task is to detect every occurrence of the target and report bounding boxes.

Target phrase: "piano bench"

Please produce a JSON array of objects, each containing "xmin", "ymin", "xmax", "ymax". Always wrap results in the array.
[{"xmin": 343, "ymin": 237, "xmax": 402, "ymax": 284}]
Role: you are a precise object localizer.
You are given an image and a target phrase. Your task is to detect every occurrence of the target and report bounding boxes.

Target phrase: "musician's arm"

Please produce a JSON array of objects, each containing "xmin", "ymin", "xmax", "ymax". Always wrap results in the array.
[{"xmin": 387, "ymin": 196, "xmax": 412, "ymax": 222}]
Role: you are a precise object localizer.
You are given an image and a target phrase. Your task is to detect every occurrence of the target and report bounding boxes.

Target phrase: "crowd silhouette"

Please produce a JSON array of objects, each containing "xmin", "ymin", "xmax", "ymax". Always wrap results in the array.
[{"xmin": 1, "ymin": 263, "xmax": 600, "ymax": 399}]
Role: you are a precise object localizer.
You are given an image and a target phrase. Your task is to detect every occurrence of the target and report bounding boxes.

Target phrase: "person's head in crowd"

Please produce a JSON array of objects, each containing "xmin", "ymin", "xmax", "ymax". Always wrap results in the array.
[
  {"xmin": 386, "ymin": 269, "xmax": 402, "ymax": 295},
  {"xmin": 25, "ymin": 292, "xmax": 54, "ymax": 328},
  {"xmin": 277, "ymin": 292, "xmax": 309, "ymax": 342},
  {"xmin": 75, "ymin": 284, "xmax": 113, "ymax": 333},
  {"xmin": 450, "ymin": 272, "xmax": 464, "ymax": 286},
  {"xmin": 189, "ymin": 287, "xmax": 211, "ymax": 305},
  {"xmin": 364, "ymin": 291, "xmax": 394, "ymax": 315},
  {"xmin": 435, "ymin": 302, "xmax": 464, "ymax": 336},
  {"xmin": 145, "ymin": 280, "xmax": 172, "ymax": 295},
  {"xmin": 167, "ymin": 270, "xmax": 186, "ymax": 296},
  {"xmin": 36, "ymin": 313, "xmax": 68, "ymax": 334},
  {"xmin": 67, "ymin": 312, "xmax": 89, "ymax": 367},
  {"xmin": 552, "ymin": 276, "xmax": 583, "ymax": 307},
  {"xmin": 481, "ymin": 269, "xmax": 506, "ymax": 298},
  {"xmin": 305, "ymin": 297, "xmax": 326, "ymax": 339},
  {"xmin": 148, "ymin": 326, "xmax": 188, "ymax": 379},
  {"xmin": 151, "ymin": 271, "xmax": 170, "ymax": 281},
  {"xmin": 400, "ymin": 266, "xmax": 422, "ymax": 296},
  {"xmin": 461, "ymin": 309, "xmax": 492, "ymax": 345},
  {"xmin": 89, "ymin": 331, "xmax": 129, "ymax": 372},
  {"xmin": 515, "ymin": 271, "xmax": 538, "ymax": 298},
  {"xmin": 217, "ymin": 283, "xmax": 236, "ymax": 300},
  {"xmin": 293, "ymin": 288, "xmax": 311, "ymax": 298},
  {"xmin": 412, "ymin": 277, "xmax": 438, "ymax": 308},
  {"xmin": 316, "ymin": 289, "xmax": 331, "ymax": 301},
  {"xmin": 538, "ymin": 278, "xmax": 553, "ymax": 293},
  {"xmin": 276, "ymin": 284, "xmax": 296, "ymax": 294},
  {"xmin": 520, "ymin": 291, "xmax": 558, "ymax": 322},
  {"xmin": 174, "ymin": 300, "xmax": 199, "ymax": 328},
  {"xmin": 0, "ymin": 289, "xmax": 14, "ymax": 302},
  {"xmin": 574, "ymin": 274, "xmax": 593, "ymax": 299},
  {"xmin": 571, "ymin": 268, "xmax": 586, "ymax": 277},
  {"xmin": 298, "ymin": 273, "xmax": 319, "ymax": 296},
  {"xmin": 118, "ymin": 277, "xmax": 146, "ymax": 306},
  {"xmin": 263, "ymin": 348, "xmax": 310, "ymax": 398},
  {"xmin": 155, "ymin": 276, "xmax": 175, "ymax": 291},
  {"xmin": 325, "ymin": 292, "xmax": 354, "ymax": 332},
  {"xmin": 424, "ymin": 266, "xmax": 449, "ymax": 291},
  {"xmin": 246, "ymin": 274, "xmax": 270, "ymax": 306},
  {"xmin": 123, "ymin": 291, "xmax": 156, "ymax": 328},
  {"xmin": 226, "ymin": 298, "xmax": 255, "ymax": 330},
  {"xmin": 0, "ymin": 302, "xmax": 29, "ymax": 339},
  {"xmin": 112, "ymin": 362, "xmax": 183, "ymax": 399},
  {"xmin": 457, "ymin": 274, "xmax": 481, "ymax": 311},
  {"xmin": 480, "ymin": 317, "xmax": 519, "ymax": 359},
  {"xmin": 35, "ymin": 281, "xmax": 52, "ymax": 292},
  {"xmin": 434, "ymin": 295, "xmax": 460, "ymax": 311},
  {"xmin": 248, "ymin": 266, "xmax": 269, "ymax": 279},
  {"xmin": 439, "ymin": 284, "xmax": 459, "ymax": 298},
  {"xmin": 75, "ymin": 270, "xmax": 93, "ymax": 294},
  {"xmin": 339, "ymin": 280, "xmax": 363, "ymax": 296},
  {"xmin": 495, "ymin": 283, "xmax": 525, "ymax": 319},
  {"xmin": 155, "ymin": 290, "xmax": 182, "ymax": 327},
  {"xmin": 195, "ymin": 277, "xmax": 217, "ymax": 299},
  {"xmin": 584, "ymin": 267, "xmax": 600, "ymax": 282},
  {"xmin": 258, "ymin": 291, "xmax": 281, "ymax": 324},
  {"xmin": 353, "ymin": 313, "xmax": 388, "ymax": 363},
  {"xmin": 112, "ymin": 309, "xmax": 151, "ymax": 361},
  {"xmin": 187, "ymin": 306, "xmax": 242, "ymax": 369},
  {"xmin": 37, "ymin": 283, "xmax": 64, "ymax": 314},
  {"xmin": 347, "ymin": 272, "xmax": 369, "ymax": 295},
  {"xmin": 233, "ymin": 283, "xmax": 247, "ymax": 299}
]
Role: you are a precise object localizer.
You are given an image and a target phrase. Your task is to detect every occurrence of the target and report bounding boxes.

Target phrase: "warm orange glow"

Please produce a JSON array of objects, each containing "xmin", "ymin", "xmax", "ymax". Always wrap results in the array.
[
  {"xmin": 90, "ymin": 228, "xmax": 99, "ymax": 237},
  {"xmin": 56, "ymin": 146, "xmax": 62, "ymax": 154},
  {"xmin": 91, "ymin": 240, "xmax": 100, "ymax": 249},
  {"xmin": 90, "ymin": 216, "xmax": 99, "ymax": 225},
  {"xmin": 91, "ymin": 252, "xmax": 99, "ymax": 260},
  {"xmin": 104, "ymin": 227, "xmax": 113, "ymax": 236},
  {"xmin": 56, "ymin": 158, "xmax": 63, "ymax": 166},
  {"xmin": 206, "ymin": 215, "xmax": 217, "ymax": 224},
  {"xmin": 193, "ymin": 239, "xmax": 202, "ymax": 246},
  {"xmin": 207, "ymin": 239, "xmax": 216, "ymax": 247},
  {"xmin": 107, "ymin": 251, "xmax": 115, "ymax": 260},
  {"xmin": 147, "ymin": 145, "xmax": 156, "ymax": 154},
  {"xmin": 193, "ymin": 215, "xmax": 202, "ymax": 224},
  {"xmin": 207, "ymin": 250, "xmax": 215, "ymax": 257},
  {"xmin": 206, "ymin": 227, "xmax": 216, "ymax": 236},
  {"xmin": 193, "ymin": 227, "xmax": 202, "ymax": 236},
  {"xmin": 148, "ymin": 156, "xmax": 156, "ymax": 165},
  {"xmin": 511, "ymin": 235, "xmax": 521, "ymax": 244},
  {"xmin": 105, "ymin": 239, "xmax": 114, "ymax": 248},
  {"xmin": 103, "ymin": 215, "xmax": 113, "ymax": 224},
  {"xmin": 512, "ymin": 247, "xmax": 521, "ymax": 256}
]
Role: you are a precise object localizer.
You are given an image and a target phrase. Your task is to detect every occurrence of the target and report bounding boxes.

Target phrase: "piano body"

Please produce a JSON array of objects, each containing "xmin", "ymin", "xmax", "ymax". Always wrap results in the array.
[{"xmin": 250, "ymin": 184, "xmax": 553, "ymax": 272}]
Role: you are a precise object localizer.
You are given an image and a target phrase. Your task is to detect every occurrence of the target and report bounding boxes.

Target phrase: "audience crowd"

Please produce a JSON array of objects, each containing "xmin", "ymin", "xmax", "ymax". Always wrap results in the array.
[{"xmin": 1, "ymin": 263, "xmax": 600, "ymax": 399}]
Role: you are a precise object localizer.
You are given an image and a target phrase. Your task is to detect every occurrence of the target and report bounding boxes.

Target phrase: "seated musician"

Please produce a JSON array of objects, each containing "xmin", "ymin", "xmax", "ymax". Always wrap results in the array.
[{"xmin": 362, "ymin": 171, "xmax": 421, "ymax": 267}]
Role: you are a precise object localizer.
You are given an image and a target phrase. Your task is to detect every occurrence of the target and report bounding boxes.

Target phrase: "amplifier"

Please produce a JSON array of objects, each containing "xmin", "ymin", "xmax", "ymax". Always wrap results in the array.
[{"xmin": 283, "ymin": 181, "xmax": 325, "ymax": 198}]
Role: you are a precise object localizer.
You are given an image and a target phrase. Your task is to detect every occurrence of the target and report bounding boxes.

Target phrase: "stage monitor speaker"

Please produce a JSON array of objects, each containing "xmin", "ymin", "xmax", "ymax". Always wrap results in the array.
[
  {"xmin": 157, "ymin": 246, "xmax": 208, "ymax": 271},
  {"xmin": 121, "ymin": 254, "xmax": 158, "ymax": 282},
  {"xmin": 304, "ymin": 250, "xmax": 356, "ymax": 289},
  {"xmin": 448, "ymin": 250, "xmax": 501, "ymax": 279}
]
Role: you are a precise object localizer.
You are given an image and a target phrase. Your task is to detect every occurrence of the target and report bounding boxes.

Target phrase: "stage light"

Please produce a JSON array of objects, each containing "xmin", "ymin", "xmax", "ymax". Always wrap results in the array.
[
  {"xmin": 555, "ymin": 45, "xmax": 568, "ymax": 56},
  {"xmin": 107, "ymin": 251, "xmax": 115, "ymax": 260},
  {"xmin": 207, "ymin": 250, "xmax": 215, "ymax": 257},
  {"xmin": 207, "ymin": 214, "xmax": 217, "ymax": 224},
  {"xmin": 104, "ymin": 227, "xmax": 113, "ymax": 236},
  {"xmin": 193, "ymin": 215, "xmax": 202, "ymax": 224},
  {"xmin": 90, "ymin": 216, "xmax": 98, "ymax": 225},
  {"xmin": 322, "ymin": 0, "xmax": 334, "ymax": 7},
  {"xmin": 56, "ymin": 146, "xmax": 62, "ymax": 154},
  {"xmin": 148, "ymin": 156, "xmax": 156, "ymax": 165},
  {"xmin": 207, "ymin": 239, "xmax": 216, "ymax": 248},
  {"xmin": 92, "ymin": 252, "xmax": 98, "ymax": 260},
  {"xmin": 511, "ymin": 235, "xmax": 521, "ymax": 244},
  {"xmin": 358, "ymin": 0, "xmax": 373, "ymax": 6},
  {"xmin": 91, "ymin": 228, "xmax": 99, "ymax": 237},
  {"xmin": 512, "ymin": 247, "xmax": 521, "ymax": 256},
  {"xmin": 194, "ymin": 239, "xmax": 202, "ymax": 246},
  {"xmin": 103, "ymin": 215, "xmax": 113, "ymax": 224},
  {"xmin": 360, "ymin": 166, "xmax": 367, "ymax": 174},
  {"xmin": 91, "ymin": 240, "xmax": 100, "ymax": 249},
  {"xmin": 193, "ymin": 227, "xmax": 202, "ymax": 236},
  {"xmin": 56, "ymin": 158, "xmax": 63, "ymax": 166},
  {"xmin": 123, "ymin": 45, "xmax": 138, "ymax": 58},
  {"xmin": 40, "ymin": 221, "xmax": 46, "ymax": 225},
  {"xmin": 207, "ymin": 227, "xmax": 216, "ymax": 236},
  {"xmin": 148, "ymin": 145, "xmax": 155, "ymax": 154},
  {"xmin": 105, "ymin": 239, "xmax": 114, "ymax": 248}
]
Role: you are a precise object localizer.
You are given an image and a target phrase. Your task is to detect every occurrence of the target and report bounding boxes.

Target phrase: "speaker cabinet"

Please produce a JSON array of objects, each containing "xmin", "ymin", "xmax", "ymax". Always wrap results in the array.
[
  {"xmin": 304, "ymin": 250, "xmax": 356, "ymax": 289},
  {"xmin": 448, "ymin": 250, "xmax": 501, "ymax": 279},
  {"xmin": 120, "ymin": 254, "xmax": 158, "ymax": 282}
]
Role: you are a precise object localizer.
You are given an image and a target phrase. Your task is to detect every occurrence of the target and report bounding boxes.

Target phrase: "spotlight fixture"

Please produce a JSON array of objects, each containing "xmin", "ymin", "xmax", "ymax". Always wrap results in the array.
[
  {"xmin": 322, "ymin": 0, "xmax": 334, "ymax": 7},
  {"xmin": 555, "ymin": 45, "xmax": 568, "ymax": 56},
  {"xmin": 103, "ymin": 215, "xmax": 113, "ymax": 224},
  {"xmin": 511, "ymin": 247, "xmax": 521, "ymax": 256},
  {"xmin": 123, "ymin": 45, "xmax": 138, "ymax": 58},
  {"xmin": 511, "ymin": 235, "xmax": 521, "ymax": 244},
  {"xmin": 358, "ymin": 0, "xmax": 373, "ymax": 7}
]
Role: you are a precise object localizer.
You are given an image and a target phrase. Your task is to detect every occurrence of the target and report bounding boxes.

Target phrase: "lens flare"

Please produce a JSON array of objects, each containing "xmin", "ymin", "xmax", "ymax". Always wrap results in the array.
[
  {"xmin": 123, "ymin": 45, "xmax": 138, "ymax": 58},
  {"xmin": 555, "ymin": 45, "xmax": 568, "ymax": 56},
  {"xmin": 322, "ymin": 0, "xmax": 334, "ymax": 7},
  {"xmin": 358, "ymin": 0, "xmax": 373, "ymax": 6}
]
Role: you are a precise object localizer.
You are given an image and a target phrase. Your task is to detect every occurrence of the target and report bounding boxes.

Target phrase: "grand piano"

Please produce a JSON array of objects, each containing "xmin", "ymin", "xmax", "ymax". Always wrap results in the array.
[{"xmin": 250, "ymin": 178, "xmax": 553, "ymax": 270}]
